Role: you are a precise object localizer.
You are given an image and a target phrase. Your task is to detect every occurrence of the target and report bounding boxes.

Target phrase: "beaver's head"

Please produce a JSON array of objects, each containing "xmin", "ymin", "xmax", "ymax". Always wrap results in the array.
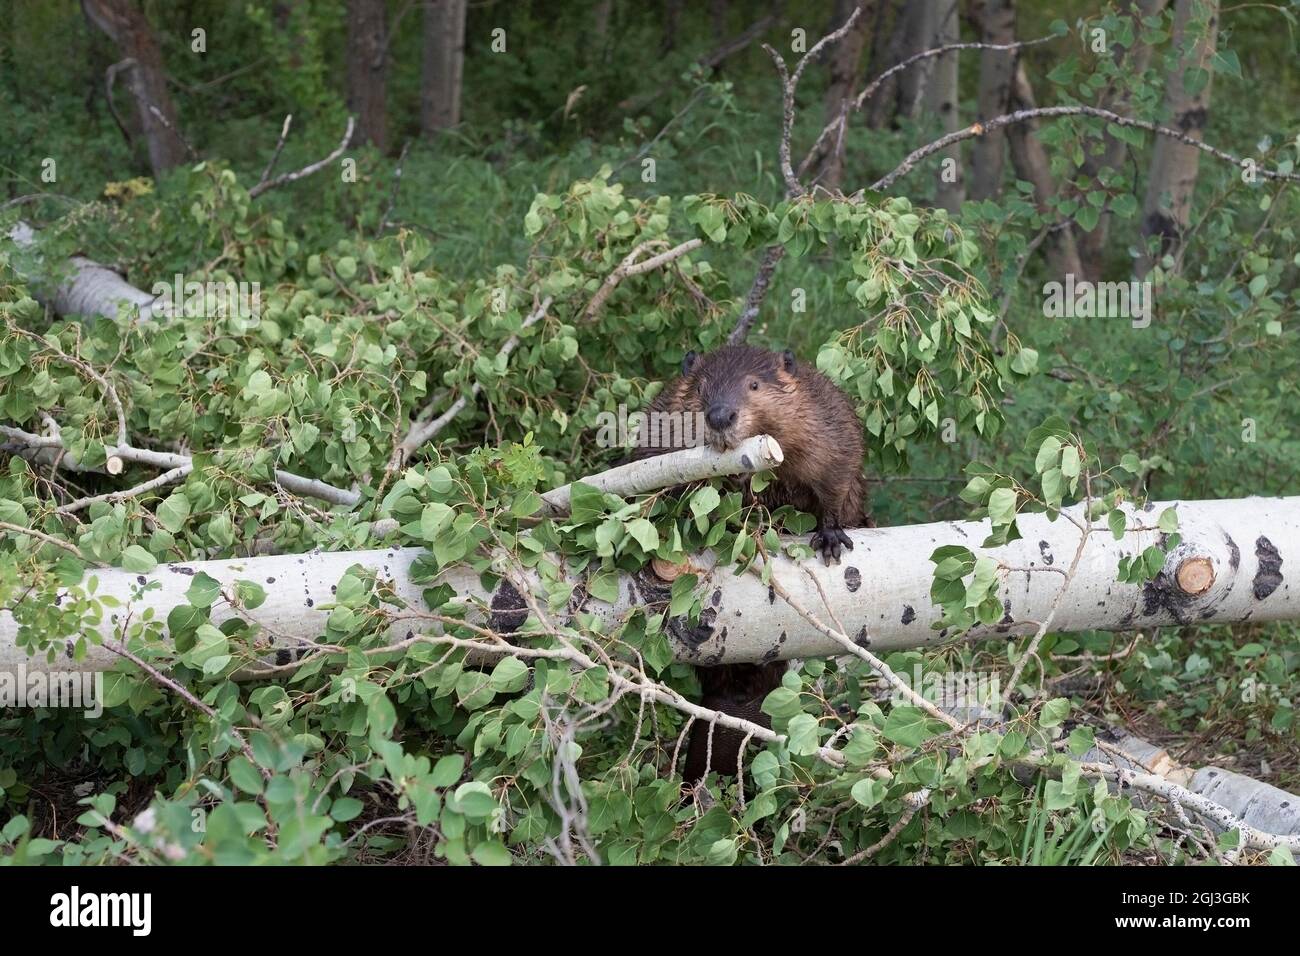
[{"xmin": 680, "ymin": 345, "xmax": 798, "ymax": 452}]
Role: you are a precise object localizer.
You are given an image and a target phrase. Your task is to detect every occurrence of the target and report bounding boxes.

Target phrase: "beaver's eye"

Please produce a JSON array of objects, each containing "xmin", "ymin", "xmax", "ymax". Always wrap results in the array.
[{"xmin": 749, "ymin": 380, "xmax": 759, "ymax": 391}]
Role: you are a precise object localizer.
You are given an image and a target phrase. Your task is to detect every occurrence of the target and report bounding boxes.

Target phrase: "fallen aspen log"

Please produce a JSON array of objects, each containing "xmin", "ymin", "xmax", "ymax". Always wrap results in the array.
[
  {"xmin": 3, "ymin": 495, "xmax": 1294, "ymax": 675},
  {"xmin": 7, "ymin": 221, "xmax": 166, "ymax": 321}
]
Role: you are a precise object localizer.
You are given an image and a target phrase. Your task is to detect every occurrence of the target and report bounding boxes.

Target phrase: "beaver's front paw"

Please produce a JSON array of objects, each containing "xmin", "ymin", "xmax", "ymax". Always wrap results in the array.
[{"xmin": 809, "ymin": 523, "xmax": 853, "ymax": 565}]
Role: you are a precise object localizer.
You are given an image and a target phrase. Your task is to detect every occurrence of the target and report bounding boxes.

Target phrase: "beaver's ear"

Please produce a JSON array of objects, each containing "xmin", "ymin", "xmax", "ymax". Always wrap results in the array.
[
  {"xmin": 781, "ymin": 349, "xmax": 797, "ymax": 375},
  {"xmin": 681, "ymin": 351, "xmax": 698, "ymax": 375}
]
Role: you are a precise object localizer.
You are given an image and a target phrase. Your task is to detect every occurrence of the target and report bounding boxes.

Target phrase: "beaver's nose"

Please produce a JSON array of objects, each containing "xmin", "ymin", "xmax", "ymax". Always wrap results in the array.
[{"xmin": 706, "ymin": 403, "xmax": 738, "ymax": 431}]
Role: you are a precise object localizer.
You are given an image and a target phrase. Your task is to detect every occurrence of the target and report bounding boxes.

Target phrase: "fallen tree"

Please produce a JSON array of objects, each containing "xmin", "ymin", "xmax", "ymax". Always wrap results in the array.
[{"xmin": 5, "ymin": 494, "xmax": 1293, "ymax": 674}]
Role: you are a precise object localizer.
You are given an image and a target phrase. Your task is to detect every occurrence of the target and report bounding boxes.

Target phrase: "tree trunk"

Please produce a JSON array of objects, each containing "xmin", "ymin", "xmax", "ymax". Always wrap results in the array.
[
  {"xmin": 661, "ymin": 0, "xmax": 683, "ymax": 53},
  {"xmin": 924, "ymin": 0, "xmax": 963, "ymax": 212},
  {"xmin": 863, "ymin": 0, "xmax": 902, "ymax": 129},
  {"xmin": 710, "ymin": 0, "xmax": 729, "ymax": 40},
  {"xmin": 10, "ymin": 496, "xmax": 1297, "ymax": 674},
  {"xmin": 894, "ymin": 1, "xmax": 937, "ymax": 121},
  {"xmin": 420, "ymin": 0, "xmax": 467, "ymax": 133},
  {"xmin": 1006, "ymin": 63, "xmax": 1085, "ymax": 280},
  {"xmin": 81, "ymin": 0, "xmax": 188, "ymax": 178},
  {"xmin": 817, "ymin": 0, "xmax": 873, "ymax": 191},
  {"xmin": 1078, "ymin": 0, "xmax": 1169, "ymax": 278},
  {"xmin": 1138, "ymin": 0, "xmax": 1218, "ymax": 276},
  {"xmin": 968, "ymin": 0, "xmax": 1017, "ymax": 201},
  {"xmin": 346, "ymin": 0, "xmax": 388, "ymax": 149}
]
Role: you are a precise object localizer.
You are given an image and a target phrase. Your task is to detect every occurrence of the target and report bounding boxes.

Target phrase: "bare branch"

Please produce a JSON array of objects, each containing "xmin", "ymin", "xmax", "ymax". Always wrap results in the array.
[
  {"xmin": 258, "ymin": 114, "xmax": 294, "ymax": 187},
  {"xmin": 248, "ymin": 116, "xmax": 356, "ymax": 199},
  {"xmin": 581, "ymin": 239, "xmax": 704, "ymax": 321},
  {"xmin": 797, "ymin": 33, "xmax": 1059, "ymax": 180},
  {"xmin": 870, "ymin": 106, "xmax": 1300, "ymax": 193}
]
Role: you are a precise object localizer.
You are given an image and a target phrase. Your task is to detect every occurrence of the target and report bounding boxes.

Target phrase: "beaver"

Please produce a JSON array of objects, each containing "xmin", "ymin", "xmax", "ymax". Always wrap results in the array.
[{"xmin": 631, "ymin": 344, "xmax": 869, "ymax": 781}]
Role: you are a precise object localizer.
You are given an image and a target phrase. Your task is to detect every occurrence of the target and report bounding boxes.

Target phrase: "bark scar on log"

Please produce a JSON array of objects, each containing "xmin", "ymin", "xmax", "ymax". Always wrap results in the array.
[
  {"xmin": 488, "ymin": 579, "xmax": 529, "ymax": 637},
  {"xmin": 844, "ymin": 566, "xmax": 861, "ymax": 592},
  {"xmin": 1254, "ymin": 536, "xmax": 1283, "ymax": 600},
  {"xmin": 1225, "ymin": 532, "xmax": 1240, "ymax": 571}
]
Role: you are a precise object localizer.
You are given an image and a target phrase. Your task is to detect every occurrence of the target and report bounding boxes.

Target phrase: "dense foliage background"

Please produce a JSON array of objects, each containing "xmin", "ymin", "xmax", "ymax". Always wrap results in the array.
[{"xmin": 0, "ymin": 0, "xmax": 1297, "ymax": 865}]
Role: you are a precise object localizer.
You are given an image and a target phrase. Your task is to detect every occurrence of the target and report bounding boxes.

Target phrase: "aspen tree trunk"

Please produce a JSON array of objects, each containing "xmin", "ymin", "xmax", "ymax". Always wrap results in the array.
[
  {"xmin": 1006, "ymin": 63, "xmax": 1085, "ymax": 280},
  {"xmin": 817, "ymin": 0, "xmax": 873, "ymax": 191},
  {"xmin": 894, "ymin": 1, "xmax": 937, "ymax": 121},
  {"xmin": 1078, "ymin": 0, "xmax": 1169, "ymax": 278},
  {"xmin": 968, "ymin": 0, "xmax": 1017, "ymax": 201},
  {"xmin": 82, "ymin": 0, "xmax": 188, "ymax": 177},
  {"xmin": 7, "ymin": 497, "xmax": 1296, "ymax": 675},
  {"xmin": 924, "ymin": 0, "xmax": 963, "ymax": 212},
  {"xmin": 346, "ymin": 0, "xmax": 388, "ymax": 149},
  {"xmin": 863, "ymin": 0, "xmax": 903, "ymax": 129},
  {"xmin": 420, "ymin": 0, "xmax": 468, "ymax": 133},
  {"xmin": 1139, "ymin": 0, "xmax": 1218, "ymax": 276}
]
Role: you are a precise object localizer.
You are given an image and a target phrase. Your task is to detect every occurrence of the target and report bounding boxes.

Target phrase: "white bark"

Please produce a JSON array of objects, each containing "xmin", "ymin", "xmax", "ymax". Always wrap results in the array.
[
  {"xmin": 924, "ymin": 0, "xmax": 963, "ymax": 213},
  {"xmin": 6, "ymin": 495, "xmax": 1295, "ymax": 674},
  {"xmin": 538, "ymin": 434, "xmax": 782, "ymax": 516},
  {"xmin": 1139, "ymin": 0, "xmax": 1218, "ymax": 275}
]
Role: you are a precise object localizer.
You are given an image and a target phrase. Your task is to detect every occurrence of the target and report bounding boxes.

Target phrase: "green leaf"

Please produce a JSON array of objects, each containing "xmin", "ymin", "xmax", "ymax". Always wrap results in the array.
[
  {"xmin": 228, "ymin": 756, "xmax": 264, "ymax": 794},
  {"xmin": 1067, "ymin": 726, "xmax": 1096, "ymax": 755},
  {"xmin": 489, "ymin": 656, "xmax": 529, "ymax": 693},
  {"xmin": 471, "ymin": 839, "xmax": 513, "ymax": 866},
  {"xmin": 882, "ymin": 706, "xmax": 942, "ymax": 748},
  {"xmin": 625, "ymin": 517, "xmax": 659, "ymax": 552},
  {"xmin": 330, "ymin": 797, "xmax": 364, "ymax": 822},
  {"xmin": 454, "ymin": 782, "xmax": 497, "ymax": 820},
  {"xmin": 988, "ymin": 487, "xmax": 1017, "ymax": 525},
  {"xmin": 1039, "ymin": 697, "xmax": 1070, "ymax": 728},
  {"xmin": 850, "ymin": 777, "xmax": 886, "ymax": 810},
  {"xmin": 431, "ymin": 754, "xmax": 465, "ymax": 788},
  {"xmin": 786, "ymin": 713, "xmax": 821, "ymax": 756},
  {"xmin": 120, "ymin": 545, "xmax": 157, "ymax": 573},
  {"xmin": 1156, "ymin": 507, "xmax": 1178, "ymax": 533},
  {"xmin": 186, "ymin": 572, "xmax": 223, "ymax": 608},
  {"xmin": 157, "ymin": 491, "xmax": 191, "ymax": 533}
]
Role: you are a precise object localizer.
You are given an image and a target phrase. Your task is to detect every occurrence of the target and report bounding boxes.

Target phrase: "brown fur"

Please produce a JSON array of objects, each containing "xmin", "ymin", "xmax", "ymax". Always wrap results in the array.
[{"xmin": 633, "ymin": 345, "xmax": 870, "ymax": 781}]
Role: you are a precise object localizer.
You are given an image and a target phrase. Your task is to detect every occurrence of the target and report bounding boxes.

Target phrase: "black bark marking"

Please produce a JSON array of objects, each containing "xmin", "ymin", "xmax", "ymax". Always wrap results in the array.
[
  {"xmin": 1254, "ymin": 536, "xmax": 1283, "ymax": 600},
  {"xmin": 1038, "ymin": 541, "xmax": 1054, "ymax": 566},
  {"xmin": 900, "ymin": 605, "xmax": 916, "ymax": 625},
  {"xmin": 854, "ymin": 626, "xmax": 871, "ymax": 647},
  {"xmin": 697, "ymin": 624, "xmax": 727, "ymax": 665},
  {"xmin": 844, "ymin": 566, "xmax": 861, "ymax": 592},
  {"xmin": 488, "ymin": 579, "xmax": 529, "ymax": 637},
  {"xmin": 1141, "ymin": 566, "xmax": 1200, "ymax": 625},
  {"xmin": 710, "ymin": 588, "xmax": 722, "ymax": 607},
  {"xmin": 995, "ymin": 598, "xmax": 1015, "ymax": 633},
  {"xmin": 1224, "ymin": 533, "xmax": 1239, "ymax": 572},
  {"xmin": 762, "ymin": 631, "xmax": 788, "ymax": 662}
]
